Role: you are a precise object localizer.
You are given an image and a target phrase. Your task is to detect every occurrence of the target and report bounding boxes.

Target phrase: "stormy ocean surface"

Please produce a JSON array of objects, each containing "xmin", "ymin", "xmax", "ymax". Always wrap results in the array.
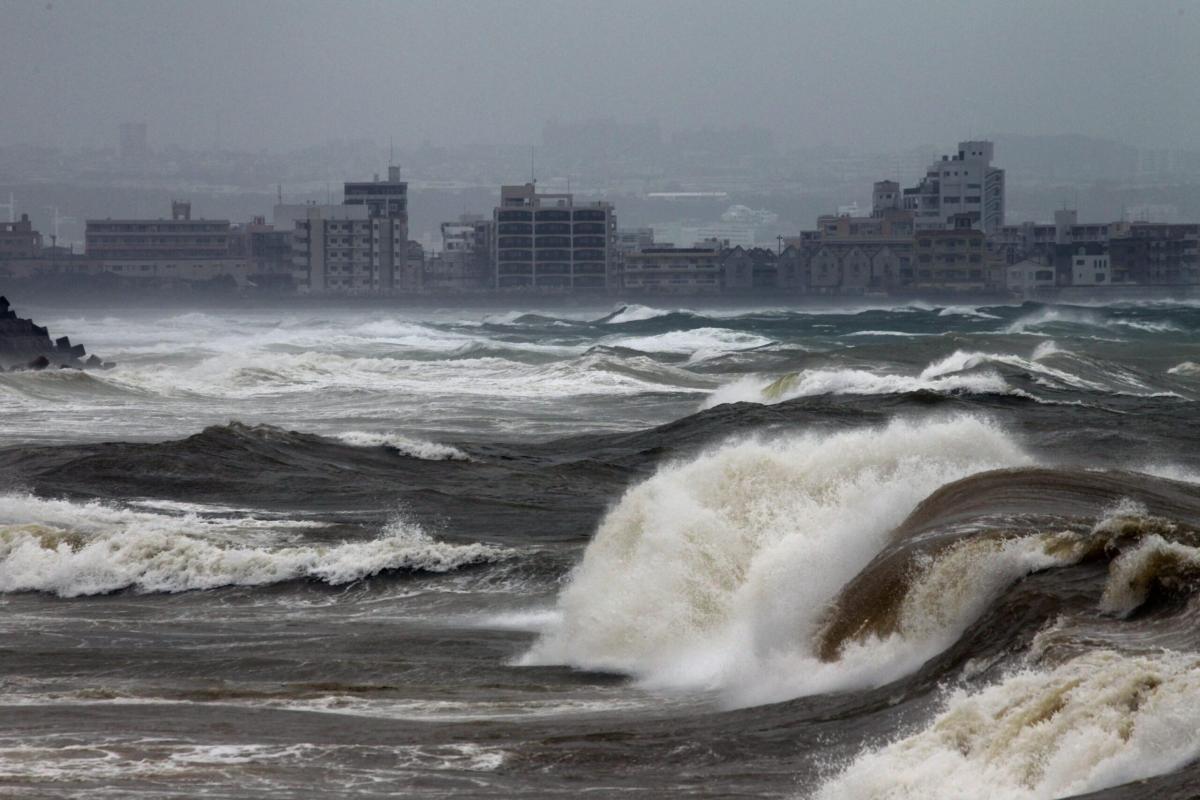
[{"xmin": 3, "ymin": 299, "xmax": 1200, "ymax": 798}]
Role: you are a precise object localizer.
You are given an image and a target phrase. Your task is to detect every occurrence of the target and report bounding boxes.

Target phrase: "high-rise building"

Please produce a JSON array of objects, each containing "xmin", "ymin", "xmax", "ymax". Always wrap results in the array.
[
  {"xmin": 493, "ymin": 183, "xmax": 616, "ymax": 291},
  {"xmin": 903, "ymin": 141, "xmax": 1005, "ymax": 233},
  {"xmin": 290, "ymin": 166, "xmax": 416, "ymax": 293}
]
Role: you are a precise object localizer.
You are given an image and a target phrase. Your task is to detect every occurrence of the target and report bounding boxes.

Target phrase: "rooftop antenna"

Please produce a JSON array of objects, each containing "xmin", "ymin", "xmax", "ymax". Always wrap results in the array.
[{"xmin": 530, "ymin": 145, "xmax": 536, "ymax": 185}]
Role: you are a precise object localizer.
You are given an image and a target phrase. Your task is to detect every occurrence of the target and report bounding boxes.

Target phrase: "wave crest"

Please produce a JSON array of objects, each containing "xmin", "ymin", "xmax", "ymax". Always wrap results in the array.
[
  {"xmin": 521, "ymin": 416, "xmax": 1030, "ymax": 704},
  {"xmin": 0, "ymin": 494, "xmax": 504, "ymax": 596}
]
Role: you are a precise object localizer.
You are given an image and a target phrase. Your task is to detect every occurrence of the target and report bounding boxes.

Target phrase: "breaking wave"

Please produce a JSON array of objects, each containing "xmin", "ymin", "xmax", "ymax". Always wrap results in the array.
[
  {"xmin": 813, "ymin": 649, "xmax": 1200, "ymax": 800},
  {"xmin": 522, "ymin": 416, "xmax": 1031, "ymax": 705},
  {"xmin": 598, "ymin": 304, "xmax": 678, "ymax": 325},
  {"xmin": 702, "ymin": 368, "xmax": 1013, "ymax": 408},
  {"xmin": 334, "ymin": 431, "xmax": 471, "ymax": 461},
  {"xmin": 0, "ymin": 493, "xmax": 504, "ymax": 597}
]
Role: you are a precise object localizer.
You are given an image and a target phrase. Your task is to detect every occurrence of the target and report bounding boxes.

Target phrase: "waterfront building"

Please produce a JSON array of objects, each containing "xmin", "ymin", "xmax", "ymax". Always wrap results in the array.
[
  {"xmin": 86, "ymin": 202, "xmax": 230, "ymax": 260},
  {"xmin": 779, "ymin": 206, "xmax": 916, "ymax": 295},
  {"xmin": 82, "ymin": 202, "xmax": 250, "ymax": 284},
  {"xmin": 903, "ymin": 141, "xmax": 1005, "ymax": 233},
  {"xmin": 0, "ymin": 214, "xmax": 43, "ymax": 260},
  {"xmin": 1069, "ymin": 245, "xmax": 1111, "ymax": 287},
  {"xmin": 1109, "ymin": 222, "xmax": 1200, "ymax": 286},
  {"xmin": 229, "ymin": 217, "xmax": 294, "ymax": 289},
  {"xmin": 493, "ymin": 183, "xmax": 616, "ymax": 291},
  {"xmin": 618, "ymin": 243, "xmax": 722, "ymax": 293},
  {"xmin": 616, "ymin": 227, "xmax": 656, "ymax": 254},
  {"xmin": 1007, "ymin": 258, "xmax": 1057, "ymax": 297},
  {"xmin": 427, "ymin": 214, "xmax": 494, "ymax": 291},
  {"xmin": 720, "ymin": 246, "xmax": 778, "ymax": 290},
  {"xmin": 289, "ymin": 166, "xmax": 416, "ymax": 294},
  {"xmin": 912, "ymin": 216, "xmax": 999, "ymax": 292}
]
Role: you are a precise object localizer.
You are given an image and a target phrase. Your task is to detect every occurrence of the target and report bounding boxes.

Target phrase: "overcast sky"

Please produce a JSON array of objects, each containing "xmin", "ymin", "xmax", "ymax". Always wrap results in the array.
[{"xmin": 2, "ymin": 0, "xmax": 1198, "ymax": 152}]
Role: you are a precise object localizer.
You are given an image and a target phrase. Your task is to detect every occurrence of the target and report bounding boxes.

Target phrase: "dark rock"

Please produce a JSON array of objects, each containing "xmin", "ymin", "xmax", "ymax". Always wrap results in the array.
[
  {"xmin": 85, "ymin": 355, "xmax": 102, "ymax": 368},
  {"xmin": 27, "ymin": 355, "xmax": 50, "ymax": 371}
]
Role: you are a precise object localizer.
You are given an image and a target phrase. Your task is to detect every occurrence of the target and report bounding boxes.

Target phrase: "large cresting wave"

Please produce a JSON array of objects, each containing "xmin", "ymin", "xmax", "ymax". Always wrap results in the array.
[{"xmin": 521, "ymin": 415, "xmax": 1032, "ymax": 705}]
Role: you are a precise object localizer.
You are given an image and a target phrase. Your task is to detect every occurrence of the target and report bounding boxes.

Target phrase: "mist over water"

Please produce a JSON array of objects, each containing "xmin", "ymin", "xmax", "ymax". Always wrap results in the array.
[{"xmin": 4, "ymin": 299, "xmax": 1200, "ymax": 797}]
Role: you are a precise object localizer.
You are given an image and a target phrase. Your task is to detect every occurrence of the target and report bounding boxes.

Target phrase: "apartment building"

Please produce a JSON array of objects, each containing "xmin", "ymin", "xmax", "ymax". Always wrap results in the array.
[
  {"xmin": 0, "ymin": 214, "xmax": 42, "ymax": 260},
  {"xmin": 618, "ymin": 244, "xmax": 722, "ymax": 293},
  {"xmin": 86, "ymin": 202, "xmax": 230, "ymax": 260},
  {"xmin": 912, "ymin": 218, "xmax": 999, "ymax": 292},
  {"xmin": 903, "ymin": 141, "xmax": 1005, "ymax": 233},
  {"xmin": 290, "ymin": 166, "xmax": 418, "ymax": 293},
  {"xmin": 82, "ymin": 202, "xmax": 249, "ymax": 283},
  {"xmin": 493, "ymin": 183, "xmax": 616, "ymax": 291}
]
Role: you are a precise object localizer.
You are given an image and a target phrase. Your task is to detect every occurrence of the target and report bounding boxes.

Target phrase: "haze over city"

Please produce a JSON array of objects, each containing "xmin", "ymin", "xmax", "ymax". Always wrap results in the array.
[{"xmin": 2, "ymin": 0, "xmax": 1198, "ymax": 151}]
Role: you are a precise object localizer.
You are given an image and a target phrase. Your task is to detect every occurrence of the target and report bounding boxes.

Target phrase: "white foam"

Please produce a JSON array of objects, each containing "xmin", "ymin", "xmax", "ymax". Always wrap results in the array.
[
  {"xmin": 0, "ymin": 737, "xmax": 506, "ymax": 781},
  {"xmin": 605, "ymin": 327, "xmax": 774, "ymax": 361},
  {"xmin": 522, "ymin": 416, "xmax": 1031, "ymax": 705},
  {"xmin": 813, "ymin": 650, "xmax": 1200, "ymax": 800},
  {"xmin": 937, "ymin": 305, "xmax": 1001, "ymax": 320},
  {"xmin": 0, "ymin": 493, "xmax": 504, "ymax": 596},
  {"xmin": 1168, "ymin": 361, "xmax": 1200, "ymax": 377},
  {"xmin": 334, "ymin": 431, "xmax": 470, "ymax": 461},
  {"xmin": 702, "ymin": 367, "xmax": 1013, "ymax": 409},
  {"xmin": 602, "ymin": 304, "xmax": 678, "ymax": 324}
]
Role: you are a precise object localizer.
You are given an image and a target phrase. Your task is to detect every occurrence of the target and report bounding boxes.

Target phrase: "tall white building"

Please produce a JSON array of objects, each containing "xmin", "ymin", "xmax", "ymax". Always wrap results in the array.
[
  {"xmin": 903, "ymin": 141, "xmax": 1005, "ymax": 233},
  {"xmin": 289, "ymin": 166, "xmax": 416, "ymax": 293}
]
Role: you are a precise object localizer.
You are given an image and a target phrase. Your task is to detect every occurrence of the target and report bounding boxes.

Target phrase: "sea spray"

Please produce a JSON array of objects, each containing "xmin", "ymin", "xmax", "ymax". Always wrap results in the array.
[
  {"xmin": 522, "ymin": 416, "xmax": 1031, "ymax": 704},
  {"xmin": 813, "ymin": 650, "xmax": 1200, "ymax": 800}
]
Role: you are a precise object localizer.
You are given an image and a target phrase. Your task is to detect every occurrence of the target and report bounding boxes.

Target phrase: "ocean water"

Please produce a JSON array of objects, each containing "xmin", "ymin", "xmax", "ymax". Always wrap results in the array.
[{"xmin": 2, "ymin": 299, "xmax": 1200, "ymax": 798}]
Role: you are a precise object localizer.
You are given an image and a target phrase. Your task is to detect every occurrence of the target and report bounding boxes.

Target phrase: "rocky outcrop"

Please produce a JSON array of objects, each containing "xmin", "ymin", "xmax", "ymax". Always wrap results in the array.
[{"xmin": 0, "ymin": 296, "xmax": 115, "ymax": 371}]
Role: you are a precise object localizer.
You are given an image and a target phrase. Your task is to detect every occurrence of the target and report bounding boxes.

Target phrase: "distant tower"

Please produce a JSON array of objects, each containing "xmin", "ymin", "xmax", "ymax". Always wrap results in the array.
[{"xmin": 172, "ymin": 201, "xmax": 191, "ymax": 221}]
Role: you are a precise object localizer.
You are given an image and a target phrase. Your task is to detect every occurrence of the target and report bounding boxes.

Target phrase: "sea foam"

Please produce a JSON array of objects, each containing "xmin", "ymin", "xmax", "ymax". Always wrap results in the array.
[
  {"xmin": 521, "ymin": 416, "xmax": 1031, "ymax": 705},
  {"xmin": 0, "ymin": 494, "xmax": 503, "ymax": 596},
  {"xmin": 813, "ymin": 650, "xmax": 1200, "ymax": 800}
]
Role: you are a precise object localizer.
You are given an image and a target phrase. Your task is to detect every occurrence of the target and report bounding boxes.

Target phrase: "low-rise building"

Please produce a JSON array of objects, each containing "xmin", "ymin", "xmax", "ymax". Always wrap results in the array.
[
  {"xmin": 86, "ymin": 202, "xmax": 230, "ymax": 260},
  {"xmin": 0, "ymin": 214, "xmax": 43, "ymax": 260},
  {"xmin": 619, "ymin": 244, "xmax": 722, "ymax": 293},
  {"xmin": 1109, "ymin": 222, "xmax": 1200, "ymax": 285},
  {"xmin": 912, "ymin": 218, "xmax": 999, "ymax": 292},
  {"xmin": 427, "ymin": 214, "xmax": 494, "ymax": 292},
  {"xmin": 1007, "ymin": 258, "xmax": 1057, "ymax": 296},
  {"xmin": 1069, "ymin": 245, "xmax": 1111, "ymax": 287},
  {"xmin": 720, "ymin": 245, "xmax": 778, "ymax": 290}
]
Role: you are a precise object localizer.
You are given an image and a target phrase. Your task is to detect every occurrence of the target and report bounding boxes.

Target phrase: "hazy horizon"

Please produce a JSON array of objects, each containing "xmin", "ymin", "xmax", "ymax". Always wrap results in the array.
[{"xmin": 2, "ymin": 0, "xmax": 1199, "ymax": 153}]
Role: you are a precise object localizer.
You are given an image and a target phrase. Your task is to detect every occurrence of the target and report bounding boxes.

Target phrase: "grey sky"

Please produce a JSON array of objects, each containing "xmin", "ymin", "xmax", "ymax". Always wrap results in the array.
[{"xmin": 2, "ymin": 0, "xmax": 1198, "ymax": 152}]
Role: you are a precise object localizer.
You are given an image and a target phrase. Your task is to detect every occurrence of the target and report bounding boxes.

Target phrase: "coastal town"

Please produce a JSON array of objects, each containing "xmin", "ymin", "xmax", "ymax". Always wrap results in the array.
[{"xmin": 2, "ymin": 136, "xmax": 1198, "ymax": 299}]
